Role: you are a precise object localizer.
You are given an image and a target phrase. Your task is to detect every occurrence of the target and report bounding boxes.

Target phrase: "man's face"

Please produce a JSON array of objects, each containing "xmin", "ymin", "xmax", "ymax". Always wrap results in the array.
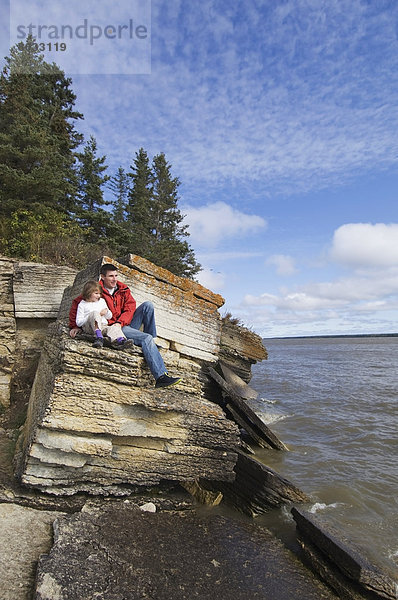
[{"xmin": 101, "ymin": 270, "xmax": 118, "ymax": 289}]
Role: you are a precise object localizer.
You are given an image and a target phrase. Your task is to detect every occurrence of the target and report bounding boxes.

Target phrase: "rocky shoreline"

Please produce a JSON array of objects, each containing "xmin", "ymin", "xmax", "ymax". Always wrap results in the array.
[{"xmin": 1, "ymin": 254, "xmax": 396, "ymax": 599}]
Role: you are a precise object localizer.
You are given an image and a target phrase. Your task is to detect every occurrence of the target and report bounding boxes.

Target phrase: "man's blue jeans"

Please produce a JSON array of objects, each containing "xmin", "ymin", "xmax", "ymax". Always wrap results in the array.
[{"xmin": 122, "ymin": 301, "xmax": 166, "ymax": 380}]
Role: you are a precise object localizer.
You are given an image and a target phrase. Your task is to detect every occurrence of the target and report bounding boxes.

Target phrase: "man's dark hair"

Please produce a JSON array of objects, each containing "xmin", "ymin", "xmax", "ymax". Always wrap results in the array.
[{"xmin": 100, "ymin": 263, "xmax": 118, "ymax": 275}]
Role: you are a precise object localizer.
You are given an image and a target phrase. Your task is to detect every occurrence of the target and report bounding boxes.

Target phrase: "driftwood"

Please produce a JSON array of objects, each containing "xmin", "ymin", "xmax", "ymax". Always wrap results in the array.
[
  {"xmin": 210, "ymin": 449, "xmax": 308, "ymax": 517},
  {"xmin": 208, "ymin": 366, "xmax": 288, "ymax": 451},
  {"xmin": 292, "ymin": 507, "xmax": 398, "ymax": 600}
]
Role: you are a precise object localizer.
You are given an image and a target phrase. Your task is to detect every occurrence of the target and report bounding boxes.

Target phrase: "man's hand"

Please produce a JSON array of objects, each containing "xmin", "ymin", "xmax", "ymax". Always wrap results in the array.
[{"xmin": 69, "ymin": 327, "xmax": 81, "ymax": 338}]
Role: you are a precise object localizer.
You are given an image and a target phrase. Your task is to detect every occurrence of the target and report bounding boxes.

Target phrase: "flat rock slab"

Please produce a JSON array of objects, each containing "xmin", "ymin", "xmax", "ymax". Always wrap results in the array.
[
  {"xmin": 0, "ymin": 503, "xmax": 65, "ymax": 600},
  {"xmin": 292, "ymin": 507, "xmax": 398, "ymax": 599},
  {"xmin": 35, "ymin": 503, "xmax": 337, "ymax": 600},
  {"xmin": 214, "ymin": 449, "xmax": 308, "ymax": 517},
  {"xmin": 208, "ymin": 366, "xmax": 288, "ymax": 451}
]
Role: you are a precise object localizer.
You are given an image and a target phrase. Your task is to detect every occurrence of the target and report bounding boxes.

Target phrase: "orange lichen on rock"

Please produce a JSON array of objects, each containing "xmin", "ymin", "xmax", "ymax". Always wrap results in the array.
[{"xmin": 118, "ymin": 254, "xmax": 225, "ymax": 307}]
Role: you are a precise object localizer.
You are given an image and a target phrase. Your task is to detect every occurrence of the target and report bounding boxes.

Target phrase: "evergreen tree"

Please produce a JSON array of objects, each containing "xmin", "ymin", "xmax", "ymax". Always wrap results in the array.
[
  {"xmin": 0, "ymin": 36, "xmax": 83, "ymax": 218},
  {"xmin": 75, "ymin": 135, "xmax": 111, "ymax": 242},
  {"xmin": 109, "ymin": 166, "xmax": 129, "ymax": 223},
  {"xmin": 0, "ymin": 38, "xmax": 201, "ymax": 276},
  {"xmin": 126, "ymin": 147, "xmax": 154, "ymax": 256},
  {"xmin": 150, "ymin": 153, "xmax": 201, "ymax": 278}
]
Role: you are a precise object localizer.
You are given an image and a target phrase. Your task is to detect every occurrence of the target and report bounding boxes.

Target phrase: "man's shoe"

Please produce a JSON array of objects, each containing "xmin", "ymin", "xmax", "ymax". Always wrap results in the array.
[
  {"xmin": 155, "ymin": 374, "xmax": 182, "ymax": 389},
  {"xmin": 92, "ymin": 338, "xmax": 104, "ymax": 348}
]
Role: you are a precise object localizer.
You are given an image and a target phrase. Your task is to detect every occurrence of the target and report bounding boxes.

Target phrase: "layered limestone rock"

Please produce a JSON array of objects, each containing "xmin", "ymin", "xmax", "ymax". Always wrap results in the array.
[
  {"xmin": 0, "ymin": 258, "xmax": 16, "ymax": 408},
  {"xmin": 0, "ymin": 256, "xmax": 77, "ymax": 409},
  {"xmin": 58, "ymin": 254, "xmax": 225, "ymax": 363},
  {"xmin": 219, "ymin": 318, "xmax": 267, "ymax": 382},
  {"xmin": 0, "ymin": 253, "xmax": 264, "ymax": 409},
  {"xmin": 13, "ymin": 261, "xmax": 77, "ymax": 319},
  {"xmin": 18, "ymin": 256, "xmax": 241, "ymax": 495}
]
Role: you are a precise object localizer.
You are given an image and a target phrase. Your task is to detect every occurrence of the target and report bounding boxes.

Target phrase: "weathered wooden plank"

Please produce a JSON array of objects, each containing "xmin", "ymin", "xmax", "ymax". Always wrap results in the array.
[{"xmin": 208, "ymin": 366, "xmax": 288, "ymax": 451}]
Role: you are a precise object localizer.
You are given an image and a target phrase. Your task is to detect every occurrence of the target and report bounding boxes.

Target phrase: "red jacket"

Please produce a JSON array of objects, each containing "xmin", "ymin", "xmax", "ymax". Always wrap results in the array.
[{"xmin": 69, "ymin": 280, "xmax": 136, "ymax": 329}]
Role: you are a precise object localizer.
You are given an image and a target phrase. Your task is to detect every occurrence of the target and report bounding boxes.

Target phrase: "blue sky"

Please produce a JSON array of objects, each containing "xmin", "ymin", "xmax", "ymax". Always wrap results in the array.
[{"xmin": 2, "ymin": 0, "xmax": 398, "ymax": 337}]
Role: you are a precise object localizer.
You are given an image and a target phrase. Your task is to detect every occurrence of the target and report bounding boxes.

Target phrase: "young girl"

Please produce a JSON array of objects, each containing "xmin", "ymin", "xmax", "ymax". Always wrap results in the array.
[{"xmin": 75, "ymin": 280, "xmax": 128, "ymax": 349}]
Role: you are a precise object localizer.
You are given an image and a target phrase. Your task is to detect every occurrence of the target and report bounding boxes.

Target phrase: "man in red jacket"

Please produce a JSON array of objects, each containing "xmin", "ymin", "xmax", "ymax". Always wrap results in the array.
[{"xmin": 69, "ymin": 263, "xmax": 181, "ymax": 389}]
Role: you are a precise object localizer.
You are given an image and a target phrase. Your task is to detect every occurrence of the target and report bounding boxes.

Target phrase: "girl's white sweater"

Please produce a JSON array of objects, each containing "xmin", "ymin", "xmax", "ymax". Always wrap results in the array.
[{"xmin": 76, "ymin": 298, "xmax": 112, "ymax": 327}]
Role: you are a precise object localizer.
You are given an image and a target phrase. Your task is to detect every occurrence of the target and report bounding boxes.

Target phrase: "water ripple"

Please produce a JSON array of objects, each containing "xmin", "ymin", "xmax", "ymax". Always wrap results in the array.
[{"xmin": 251, "ymin": 336, "xmax": 398, "ymax": 576}]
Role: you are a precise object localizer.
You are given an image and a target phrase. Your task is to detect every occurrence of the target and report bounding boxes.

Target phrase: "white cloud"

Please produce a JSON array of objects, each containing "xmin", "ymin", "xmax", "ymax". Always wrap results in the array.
[
  {"xmin": 234, "ymin": 221, "xmax": 398, "ymax": 335},
  {"xmin": 182, "ymin": 201, "xmax": 266, "ymax": 247},
  {"xmin": 243, "ymin": 290, "xmax": 345, "ymax": 312},
  {"xmin": 331, "ymin": 223, "xmax": 398, "ymax": 268},
  {"xmin": 69, "ymin": 0, "xmax": 398, "ymax": 196},
  {"xmin": 243, "ymin": 268, "xmax": 398, "ymax": 313},
  {"xmin": 196, "ymin": 267, "xmax": 226, "ymax": 292},
  {"xmin": 237, "ymin": 273, "xmax": 398, "ymax": 335},
  {"xmin": 266, "ymin": 254, "xmax": 297, "ymax": 276}
]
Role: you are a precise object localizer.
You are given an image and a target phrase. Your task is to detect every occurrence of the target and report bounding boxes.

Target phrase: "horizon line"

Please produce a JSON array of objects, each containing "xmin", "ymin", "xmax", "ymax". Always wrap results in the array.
[{"xmin": 262, "ymin": 332, "xmax": 398, "ymax": 340}]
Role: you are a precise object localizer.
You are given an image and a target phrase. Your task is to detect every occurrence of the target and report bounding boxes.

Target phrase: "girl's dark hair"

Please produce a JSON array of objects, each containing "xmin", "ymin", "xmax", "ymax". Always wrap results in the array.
[{"xmin": 82, "ymin": 280, "xmax": 102, "ymax": 301}]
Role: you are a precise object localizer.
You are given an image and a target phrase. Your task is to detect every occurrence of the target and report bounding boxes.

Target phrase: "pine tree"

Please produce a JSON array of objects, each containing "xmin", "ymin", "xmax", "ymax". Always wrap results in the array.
[
  {"xmin": 75, "ymin": 135, "xmax": 111, "ymax": 242},
  {"xmin": 0, "ymin": 36, "xmax": 83, "ymax": 218},
  {"xmin": 126, "ymin": 147, "xmax": 154, "ymax": 257},
  {"xmin": 109, "ymin": 166, "xmax": 129, "ymax": 223},
  {"xmin": 150, "ymin": 153, "xmax": 201, "ymax": 278}
]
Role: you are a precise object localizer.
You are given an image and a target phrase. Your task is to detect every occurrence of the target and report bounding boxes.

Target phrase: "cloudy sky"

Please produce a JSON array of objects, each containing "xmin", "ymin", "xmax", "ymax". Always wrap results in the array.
[{"xmin": 2, "ymin": 0, "xmax": 398, "ymax": 337}]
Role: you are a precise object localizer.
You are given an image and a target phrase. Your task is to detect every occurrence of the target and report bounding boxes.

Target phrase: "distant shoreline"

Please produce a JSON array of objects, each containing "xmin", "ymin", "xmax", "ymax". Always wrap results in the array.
[{"xmin": 263, "ymin": 333, "xmax": 398, "ymax": 340}]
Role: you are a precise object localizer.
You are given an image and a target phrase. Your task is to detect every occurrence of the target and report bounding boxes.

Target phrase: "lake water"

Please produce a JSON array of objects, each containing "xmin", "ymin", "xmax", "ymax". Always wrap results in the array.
[{"xmin": 249, "ymin": 336, "xmax": 398, "ymax": 579}]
